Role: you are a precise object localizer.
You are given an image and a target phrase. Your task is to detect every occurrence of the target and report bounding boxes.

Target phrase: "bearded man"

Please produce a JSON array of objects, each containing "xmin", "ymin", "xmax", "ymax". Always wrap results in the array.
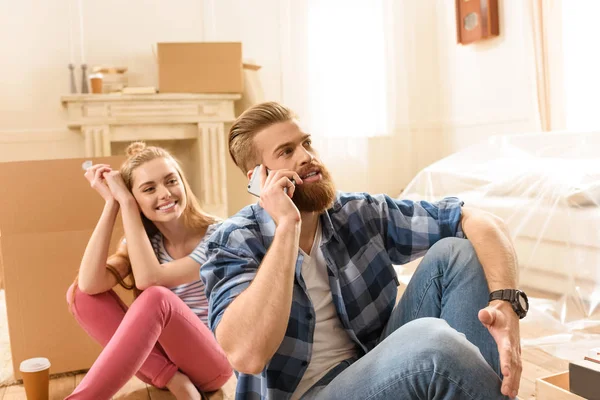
[{"xmin": 200, "ymin": 102, "xmax": 525, "ymax": 400}]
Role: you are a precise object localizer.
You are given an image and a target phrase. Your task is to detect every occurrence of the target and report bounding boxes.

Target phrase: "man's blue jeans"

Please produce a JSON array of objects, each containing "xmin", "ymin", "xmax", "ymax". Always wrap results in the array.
[{"xmin": 302, "ymin": 238, "xmax": 511, "ymax": 400}]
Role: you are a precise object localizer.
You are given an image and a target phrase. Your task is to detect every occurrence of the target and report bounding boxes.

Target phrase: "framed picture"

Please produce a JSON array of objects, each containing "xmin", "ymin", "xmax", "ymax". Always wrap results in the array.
[{"xmin": 455, "ymin": 0, "xmax": 499, "ymax": 45}]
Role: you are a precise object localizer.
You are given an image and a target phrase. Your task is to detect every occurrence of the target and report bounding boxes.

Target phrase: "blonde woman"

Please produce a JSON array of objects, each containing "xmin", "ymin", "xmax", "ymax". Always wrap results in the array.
[{"xmin": 66, "ymin": 142, "xmax": 232, "ymax": 400}]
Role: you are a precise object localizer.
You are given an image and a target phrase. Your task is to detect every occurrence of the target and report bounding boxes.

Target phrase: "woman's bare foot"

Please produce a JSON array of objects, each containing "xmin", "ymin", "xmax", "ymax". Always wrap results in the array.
[{"xmin": 166, "ymin": 371, "xmax": 202, "ymax": 400}]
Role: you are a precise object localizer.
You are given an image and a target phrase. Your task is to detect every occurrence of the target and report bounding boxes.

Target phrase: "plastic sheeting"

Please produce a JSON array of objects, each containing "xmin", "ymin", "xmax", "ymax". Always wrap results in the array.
[{"xmin": 399, "ymin": 131, "xmax": 600, "ymax": 359}]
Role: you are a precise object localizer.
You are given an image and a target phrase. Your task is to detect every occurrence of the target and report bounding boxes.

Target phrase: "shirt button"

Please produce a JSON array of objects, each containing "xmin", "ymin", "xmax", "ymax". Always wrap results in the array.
[{"xmin": 301, "ymin": 361, "xmax": 308, "ymax": 367}]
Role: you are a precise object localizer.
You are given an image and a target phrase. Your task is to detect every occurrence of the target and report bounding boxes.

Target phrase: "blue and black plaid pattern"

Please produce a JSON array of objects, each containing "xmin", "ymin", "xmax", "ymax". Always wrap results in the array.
[{"xmin": 201, "ymin": 192, "xmax": 464, "ymax": 400}]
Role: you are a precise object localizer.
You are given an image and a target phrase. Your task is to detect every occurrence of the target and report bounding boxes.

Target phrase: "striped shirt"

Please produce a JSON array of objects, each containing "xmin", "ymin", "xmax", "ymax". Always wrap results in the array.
[
  {"xmin": 201, "ymin": 192, "xmax": 465, "ymax": 399},
  {"xmin": 148, "ymin": 224, "xmax": 217, "ymax": 326}
]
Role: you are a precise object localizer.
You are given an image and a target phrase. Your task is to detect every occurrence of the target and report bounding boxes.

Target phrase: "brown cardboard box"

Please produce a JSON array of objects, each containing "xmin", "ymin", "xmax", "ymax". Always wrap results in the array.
[
  {"xmin": 158, "ymin": 42, "xmax": 243, "ymax": 94},
  {"xmin": 536, "ymin": 371, "xmax": 586, "ymax": 400},
  {"xmin": 570, "ymin": 360, "xmax": 600, "ymax": 399},
  {"xmin": 0, "ymin": 156, "xmax": 130, "ymax": 379}
]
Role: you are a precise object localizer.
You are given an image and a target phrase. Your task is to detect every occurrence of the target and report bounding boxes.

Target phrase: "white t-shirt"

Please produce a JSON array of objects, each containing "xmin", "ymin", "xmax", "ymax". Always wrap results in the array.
[{"xmin": 293, "ymin": 222, "xmax": 358, "ymax": 399}]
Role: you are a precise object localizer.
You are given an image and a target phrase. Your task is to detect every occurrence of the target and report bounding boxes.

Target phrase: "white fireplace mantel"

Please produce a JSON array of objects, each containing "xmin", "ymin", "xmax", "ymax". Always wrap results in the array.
[{"xmin": 61, "ymin": 93, "xmax": 242, "ymax": 217}]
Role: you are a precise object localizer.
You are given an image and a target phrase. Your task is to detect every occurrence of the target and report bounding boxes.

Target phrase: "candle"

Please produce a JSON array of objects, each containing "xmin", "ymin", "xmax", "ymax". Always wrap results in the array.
[
  {"xmin": 77, "ymin": 0, "xmax": 85, "ymax": 63},
  {"xmin": 68, "ymin": 0, "xmax": 74, "ymax": 63}
]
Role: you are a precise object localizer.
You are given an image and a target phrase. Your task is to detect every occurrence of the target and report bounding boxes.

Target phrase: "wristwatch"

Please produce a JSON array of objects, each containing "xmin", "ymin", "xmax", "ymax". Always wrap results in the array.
[{"xmin": 488, "ymin": 289, "xmax": 529, "ymax": 319}]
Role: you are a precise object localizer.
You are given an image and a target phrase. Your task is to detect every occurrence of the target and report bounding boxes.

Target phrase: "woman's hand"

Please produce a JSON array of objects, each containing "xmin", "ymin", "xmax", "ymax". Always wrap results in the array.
[
  {"xmin": 84, "ymin": 164, "xmax": 115, "ymax": 203},
  {"xmin": 102, "ymin": 170, "xmax": 135, "ymax": 205}
]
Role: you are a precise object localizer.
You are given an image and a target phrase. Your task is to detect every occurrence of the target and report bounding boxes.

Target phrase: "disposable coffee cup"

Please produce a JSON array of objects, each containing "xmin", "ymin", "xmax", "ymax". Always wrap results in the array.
[
  {"xmin": 90, "ymin": 73, "xmax": 103, "ymax": 94},
  {"xmin": 20, "ymin": 358, "xmax": 50, "ymax": 400}
]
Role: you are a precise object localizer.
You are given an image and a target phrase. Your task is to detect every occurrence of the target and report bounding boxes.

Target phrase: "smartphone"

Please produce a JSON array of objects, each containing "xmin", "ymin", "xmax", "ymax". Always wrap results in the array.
[
  {"xmin": 81, "ymin": 160, "xmax": 93, "ymax": 171},
  {"xmin": 247, "ymin": 165, "xmax": 263, "ymax": 197},
  {"xmin": 247, "ymin": 165, "xmax": 293, "ymax": 197}
]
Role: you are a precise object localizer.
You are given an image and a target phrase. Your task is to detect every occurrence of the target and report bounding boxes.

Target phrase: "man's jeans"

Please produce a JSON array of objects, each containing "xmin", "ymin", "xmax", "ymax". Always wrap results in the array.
[{"xmin": 302, "ymin": 238, "xmax": 512, "ymax": 400}]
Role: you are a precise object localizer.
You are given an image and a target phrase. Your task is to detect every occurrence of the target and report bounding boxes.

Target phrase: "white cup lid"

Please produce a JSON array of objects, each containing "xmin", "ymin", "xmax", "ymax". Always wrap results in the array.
[{"xmin": 20, "ymin": 358, "xmax": 51, "ymax": 373}]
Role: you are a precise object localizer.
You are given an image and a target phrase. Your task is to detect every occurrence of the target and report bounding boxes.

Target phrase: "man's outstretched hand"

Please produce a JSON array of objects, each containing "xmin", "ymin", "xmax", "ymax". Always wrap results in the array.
[{"xmin": 478, "ymin": 301, "xmax": 522, "ymax": 399}]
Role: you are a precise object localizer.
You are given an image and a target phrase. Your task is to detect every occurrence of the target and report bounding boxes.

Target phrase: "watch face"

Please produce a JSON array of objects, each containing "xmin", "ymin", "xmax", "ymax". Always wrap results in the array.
[{"xmin": 517, "ymin": 291, "xmax": 529, "ymax": 311}]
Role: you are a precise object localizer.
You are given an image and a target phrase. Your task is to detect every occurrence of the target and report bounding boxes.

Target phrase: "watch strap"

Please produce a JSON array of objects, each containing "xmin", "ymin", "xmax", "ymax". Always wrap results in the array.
[
  {"xmin": 489, "ymin": 289, "xmax": 528, "ymax": 319},
  {"xmin": 489, "ymin": 289, "xmax": 516, "ymax": 302}
]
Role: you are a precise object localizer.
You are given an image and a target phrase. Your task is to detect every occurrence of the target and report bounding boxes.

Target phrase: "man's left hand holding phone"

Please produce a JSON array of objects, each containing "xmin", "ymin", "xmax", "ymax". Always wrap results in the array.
[{"xmin": 247, "ymin": 165, "xmax": 303, "ymax": 226}]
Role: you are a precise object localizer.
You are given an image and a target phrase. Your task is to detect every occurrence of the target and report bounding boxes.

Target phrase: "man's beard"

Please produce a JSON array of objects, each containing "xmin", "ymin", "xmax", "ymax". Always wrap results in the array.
[{"xmin": 292, "ymin": 164, "xmax": 337, "ymax": 213}]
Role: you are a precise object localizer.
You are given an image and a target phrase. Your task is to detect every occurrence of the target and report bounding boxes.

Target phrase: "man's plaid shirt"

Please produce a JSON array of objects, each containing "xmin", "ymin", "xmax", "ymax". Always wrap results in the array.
[{"xmin": 201, "ymin": 192, "xmax": 464, "ymax": 399}]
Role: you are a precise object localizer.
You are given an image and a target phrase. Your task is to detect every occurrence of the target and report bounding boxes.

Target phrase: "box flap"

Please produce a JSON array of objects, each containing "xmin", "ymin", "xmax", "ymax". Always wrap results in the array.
[{"xmin": 0, "ymin": 156, "xmax": 125, "ymax": 235}]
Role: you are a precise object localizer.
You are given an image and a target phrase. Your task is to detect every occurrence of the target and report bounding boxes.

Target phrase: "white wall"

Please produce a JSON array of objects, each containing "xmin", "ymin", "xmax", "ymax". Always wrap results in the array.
[
  {"xmin": 202, "ymin": 0, "xmax": 283, "ymax": 103},
  {"xmin": 0, "ymin": 0, "xmax": 205, "ymax": 161},
  {"xmin": 379, "ymin": 0, "xmax": 540, "ymax": 182},
  {"xmin": 435, "ymin": 0, "xmax": 540, "ymax": 155},
  {"xmin": 204, "ymin": 0, "xmax": 541, "ymax": 195},
  {"xmin": 203, "ymin": 0, "xmax": 411, "ymax": 195},
  {"xmin": 0, "ymin": 0, "xmax": 541, "ymax": 197}
]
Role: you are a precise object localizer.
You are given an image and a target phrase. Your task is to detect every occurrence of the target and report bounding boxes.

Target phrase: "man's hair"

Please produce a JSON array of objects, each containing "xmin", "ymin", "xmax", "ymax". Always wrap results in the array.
[{"xmin": 229, "ymin": 102, "xmax": 296, "ymax": 173}]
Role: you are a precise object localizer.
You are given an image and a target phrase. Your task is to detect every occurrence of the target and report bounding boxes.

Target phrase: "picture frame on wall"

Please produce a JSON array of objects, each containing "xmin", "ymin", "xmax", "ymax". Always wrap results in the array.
[{"xmin": 455, "ymin": 0, "xmax": 499, "ymax": 45}]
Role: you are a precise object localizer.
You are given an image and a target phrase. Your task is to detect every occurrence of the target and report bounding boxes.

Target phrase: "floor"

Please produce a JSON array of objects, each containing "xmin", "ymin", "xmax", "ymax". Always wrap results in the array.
[
  {"xmin": 0, "ymin": 288, "xmax": 596, "ymax": 399},
  {"xmin": 0, "ymin": 374, "xmax": 237, "ymax": 400},
  {"xmin": 0, "ymin": 336, "xmax": 570, "ymax": 400}
]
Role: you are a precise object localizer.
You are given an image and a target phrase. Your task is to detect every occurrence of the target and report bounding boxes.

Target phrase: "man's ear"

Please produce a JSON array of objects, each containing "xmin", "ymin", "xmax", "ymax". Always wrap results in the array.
[{"xmin": 247, "ymin": 165, "xmax": 263, "ymax": 182}]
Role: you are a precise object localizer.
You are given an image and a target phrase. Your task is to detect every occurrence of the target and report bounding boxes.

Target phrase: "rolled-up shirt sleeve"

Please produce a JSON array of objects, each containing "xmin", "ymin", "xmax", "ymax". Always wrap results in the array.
[{"xmin": 369, "ymin": 194, "xmax": 464, "ymax": 264}]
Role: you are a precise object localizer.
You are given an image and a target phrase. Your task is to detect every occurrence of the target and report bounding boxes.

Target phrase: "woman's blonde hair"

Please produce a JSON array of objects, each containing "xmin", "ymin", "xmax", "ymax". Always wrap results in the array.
[{"xmin": 73, "ymin": 142, "xmax": 216, "ymax": 301}]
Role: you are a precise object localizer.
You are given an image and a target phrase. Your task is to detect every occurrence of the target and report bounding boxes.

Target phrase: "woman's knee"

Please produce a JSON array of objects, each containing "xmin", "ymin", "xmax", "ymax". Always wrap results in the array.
[
  {"xmin": 66, "ymin": 282, "xmax": 123, "ymax": 312},
  {"xmin": 135, "ymin": 286, "xmax": 177, "ymax": 307},
  {"xmin": 66, "ymin": 282, "xmax": 80, "ymax": 306}
]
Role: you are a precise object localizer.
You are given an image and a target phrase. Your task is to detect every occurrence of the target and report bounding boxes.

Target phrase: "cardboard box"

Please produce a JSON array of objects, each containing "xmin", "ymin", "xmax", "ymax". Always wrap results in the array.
[
  {"xmin": 0, "ymin": 156, "xmax": 129, "ymax": 379},
  {"xmin": 158, "ymin": 42, "xmax": 243, "ymax": 94},
  {"xmin": 570, "ymin": 359, "xmax": 600, "ymax": 399},
  {"xmin": 536, "ymin": 371, "xmax": 586, "ymax": 400},
  {"xmin": 235, "ymin": 61, "xmax": 265, "ymax": 117}
]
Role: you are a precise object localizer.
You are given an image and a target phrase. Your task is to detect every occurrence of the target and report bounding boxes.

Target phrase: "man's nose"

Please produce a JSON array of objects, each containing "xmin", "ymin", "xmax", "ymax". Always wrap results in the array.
[{"xmin": 298, "ymin": 148, "xmax": 313, "ymax": 165}]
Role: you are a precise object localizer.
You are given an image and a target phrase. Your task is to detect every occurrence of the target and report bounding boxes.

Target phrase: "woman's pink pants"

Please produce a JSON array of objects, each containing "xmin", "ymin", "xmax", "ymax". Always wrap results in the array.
[{"xmin": 65, "ymin": 284, "xmax": 232, "ymax": 399}]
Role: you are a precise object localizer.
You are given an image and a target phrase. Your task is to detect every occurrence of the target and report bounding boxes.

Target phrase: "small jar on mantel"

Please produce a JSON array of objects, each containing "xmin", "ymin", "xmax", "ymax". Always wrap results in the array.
[
  {"xmin": 91, "ymin": 66, "xmax": 128, "ymax": 93},
  {"xmin": 89, "ymin": 73, "xmax": 103, "ymax": 94}
]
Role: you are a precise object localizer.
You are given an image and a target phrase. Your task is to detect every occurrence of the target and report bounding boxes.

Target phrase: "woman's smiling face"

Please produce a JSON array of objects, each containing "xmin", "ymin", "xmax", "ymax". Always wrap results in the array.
[{"xmin": 130, "ymin": 157, "xmax": 187, "ymax": 223}]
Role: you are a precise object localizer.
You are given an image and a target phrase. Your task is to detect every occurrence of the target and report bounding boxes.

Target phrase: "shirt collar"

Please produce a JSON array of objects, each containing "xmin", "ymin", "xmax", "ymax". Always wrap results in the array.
[{"xmin": 251, "ymin": 193, "xmax": 343, "ymax": 245}]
